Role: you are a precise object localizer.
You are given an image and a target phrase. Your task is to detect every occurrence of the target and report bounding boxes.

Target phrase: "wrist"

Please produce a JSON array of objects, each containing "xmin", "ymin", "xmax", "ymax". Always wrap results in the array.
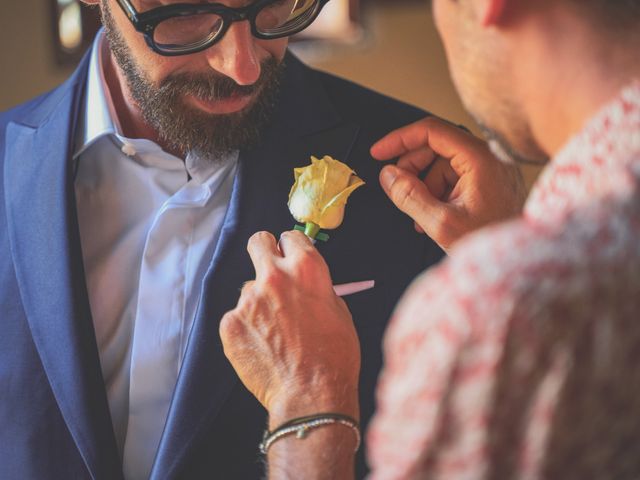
[
  {"xmin": 267, "ymin": 385, "xmax": 359, "ymax": 430},
  {"xmin": 265, "ymin": 417, "xmax": 358, "ymax": 480},
  {"xmin": 260, "ymin": 413, "xmax": 361, "ymax": 456}
]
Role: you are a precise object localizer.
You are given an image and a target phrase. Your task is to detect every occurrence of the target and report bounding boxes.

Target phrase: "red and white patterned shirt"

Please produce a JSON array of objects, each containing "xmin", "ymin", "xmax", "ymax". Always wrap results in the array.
[{"xmin": 367, "ymin": 81, "xmax": 640, "ymax": 479}]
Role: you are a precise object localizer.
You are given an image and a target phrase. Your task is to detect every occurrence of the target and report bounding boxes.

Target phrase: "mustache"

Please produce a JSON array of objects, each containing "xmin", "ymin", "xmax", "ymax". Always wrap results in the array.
[{"xmin": 158, "ymin": 57, "xmax": 280, "ymax": 103}]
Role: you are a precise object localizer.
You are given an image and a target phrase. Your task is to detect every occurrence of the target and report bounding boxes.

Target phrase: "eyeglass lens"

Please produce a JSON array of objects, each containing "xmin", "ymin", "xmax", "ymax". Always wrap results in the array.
[{"xmin": 153, "ymin": 0, "xmax": 319, "ymax": 52}]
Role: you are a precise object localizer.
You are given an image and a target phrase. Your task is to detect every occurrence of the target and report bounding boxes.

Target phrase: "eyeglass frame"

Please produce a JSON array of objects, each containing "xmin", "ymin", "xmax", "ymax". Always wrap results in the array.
[{"xmin": 114, "ymin": 0, "xmax": 331, "ymax": 56}]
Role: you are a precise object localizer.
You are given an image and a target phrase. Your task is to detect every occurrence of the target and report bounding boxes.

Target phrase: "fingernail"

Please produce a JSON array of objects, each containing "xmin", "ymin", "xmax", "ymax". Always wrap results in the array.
[{"xmin": 380, "ymin": 166, "xmax": 397, "ymax": 187}]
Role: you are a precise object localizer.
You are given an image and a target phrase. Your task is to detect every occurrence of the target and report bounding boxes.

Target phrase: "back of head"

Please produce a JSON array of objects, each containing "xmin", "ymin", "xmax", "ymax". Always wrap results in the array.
[{"xmin": 572, "ymin": 0, "xmax": 640, "ymax": 30}]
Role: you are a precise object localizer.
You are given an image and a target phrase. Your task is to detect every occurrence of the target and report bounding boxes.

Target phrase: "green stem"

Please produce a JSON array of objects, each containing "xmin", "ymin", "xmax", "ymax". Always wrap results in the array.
[{"xmin": 304, "ymin": 222, "xmax": 321, "ymax": 240}]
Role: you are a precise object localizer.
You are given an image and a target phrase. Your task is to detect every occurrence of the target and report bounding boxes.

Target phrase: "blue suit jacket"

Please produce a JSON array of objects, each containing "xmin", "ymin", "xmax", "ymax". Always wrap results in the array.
[{"xmin": 0, "ymin": 51, "xmax": 444, "ymax": 479}]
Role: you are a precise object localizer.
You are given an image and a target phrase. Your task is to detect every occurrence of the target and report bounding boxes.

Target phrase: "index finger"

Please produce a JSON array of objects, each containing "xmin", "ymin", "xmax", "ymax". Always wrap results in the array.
[
  {"xmin": 247, "ymin": 231, "xmax": 281, "ymax": 277},
  {"xmin": 370, "ymin": 116, "xmax": 478, "ymax": 161}
]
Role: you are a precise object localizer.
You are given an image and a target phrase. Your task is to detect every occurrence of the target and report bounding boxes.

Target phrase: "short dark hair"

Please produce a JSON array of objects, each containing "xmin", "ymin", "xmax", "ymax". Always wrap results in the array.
[{"xmin": 576, "ymin": 0, "xmax": 640, "ymax": 28}]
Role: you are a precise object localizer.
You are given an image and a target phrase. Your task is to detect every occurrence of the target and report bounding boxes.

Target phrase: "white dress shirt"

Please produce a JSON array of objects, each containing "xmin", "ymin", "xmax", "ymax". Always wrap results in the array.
[{"xmin": 73, "ymin": 31, "xmax": 238, "ymax": 480}]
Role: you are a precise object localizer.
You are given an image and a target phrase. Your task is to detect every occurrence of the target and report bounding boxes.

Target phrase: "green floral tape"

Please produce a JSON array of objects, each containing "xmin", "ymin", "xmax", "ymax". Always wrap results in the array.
[{"xmin": 293, "ymin": 224, "xmax": 329, "ymax": 242}]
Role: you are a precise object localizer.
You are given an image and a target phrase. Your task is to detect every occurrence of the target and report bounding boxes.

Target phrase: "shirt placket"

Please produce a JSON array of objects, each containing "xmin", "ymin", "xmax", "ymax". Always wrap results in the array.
[{"xmin": 123, "ymin": 179, "xmax": 211, "ymax": 480}]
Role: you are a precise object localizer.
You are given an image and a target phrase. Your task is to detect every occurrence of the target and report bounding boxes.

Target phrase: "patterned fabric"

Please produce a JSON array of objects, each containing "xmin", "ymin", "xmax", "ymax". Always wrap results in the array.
[{"xmin": 367, "ymin": 82, "xmax": 640, "ymax": 479}]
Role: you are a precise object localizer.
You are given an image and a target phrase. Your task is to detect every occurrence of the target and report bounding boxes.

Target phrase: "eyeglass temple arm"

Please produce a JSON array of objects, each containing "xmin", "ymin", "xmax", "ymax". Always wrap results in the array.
[{"xmin": 116, "ymin": 0, "xmax": 139, "ymax": 23}]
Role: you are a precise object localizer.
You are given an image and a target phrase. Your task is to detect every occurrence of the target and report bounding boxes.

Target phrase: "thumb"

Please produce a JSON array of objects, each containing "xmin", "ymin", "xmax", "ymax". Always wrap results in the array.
[{"xmin": 380, "ymin": 165, "xmax": 450, "ymax": 239}]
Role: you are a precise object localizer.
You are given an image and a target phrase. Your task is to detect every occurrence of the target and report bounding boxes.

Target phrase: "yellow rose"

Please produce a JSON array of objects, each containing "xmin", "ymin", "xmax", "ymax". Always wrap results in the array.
[{"xmin": 288, "ymin": 156, "xmax": 365, "ymax": 235}]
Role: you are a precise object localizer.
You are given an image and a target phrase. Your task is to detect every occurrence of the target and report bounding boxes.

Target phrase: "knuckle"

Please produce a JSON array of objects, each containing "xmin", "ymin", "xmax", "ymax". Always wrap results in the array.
[
  {"xmin": 260, "ymin": 268, "xmax": 286, "ymax": 291},
  {"xmin": 290, "ymin": 256, "xmax": 313, "ymax": 279},
  {"xmin": 248, "ymin": 231, "xmax": 273, "ymax": 247},
  {"xmin": 296, "ymin": 246, "xmax": 316, "ymax": 264},
  {"xmin": 423, "ymin": 115, "xmax": 440, "ymax": 128},
  {"xmin": 391, "ymin": 176, "xmax": 418, "ymax": 207},
  {"xmin": 424, "ymin": 115, "xmax": 454, "ymax": 133},
  {"xmin": 219, "ymin": 310, "xmax": 244, "ymax": 343},
  {"xmin": 281, "ymin": 230, "xmax": 302, "ymax": 240},
  {"xmin": 279, "ymin": 230, "xmax": 294, "ymax": 241},
  {"xmin": 436, "ymin": 206, "xmax": 455, "ymax": 227},
  {"xmin": 296, "ymin": 247, "xmax": 325, "ymax": 271},
  {"xmin": 431, "ymin": 221, "xmax": 448, "ymax": 244},
  {"xmin": 240, "ymin": 280, "xmax": 255, "ymax": 294},
  {"xmin": 429, "ymin": 207, "xmax": 453, "ymax": 238}
]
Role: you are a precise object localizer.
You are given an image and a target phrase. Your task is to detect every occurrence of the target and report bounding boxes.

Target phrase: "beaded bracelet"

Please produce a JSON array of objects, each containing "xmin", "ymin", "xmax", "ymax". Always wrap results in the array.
[{"xmin": 259, "ymin": 413, "xmax": 361, "ymax": 455}]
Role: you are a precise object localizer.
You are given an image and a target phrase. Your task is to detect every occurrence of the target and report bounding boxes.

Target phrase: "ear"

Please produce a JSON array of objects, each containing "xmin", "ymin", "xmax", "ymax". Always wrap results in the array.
[{"xmin": 473, "ymin": 0, "xmax": 508, "ymax": 26}]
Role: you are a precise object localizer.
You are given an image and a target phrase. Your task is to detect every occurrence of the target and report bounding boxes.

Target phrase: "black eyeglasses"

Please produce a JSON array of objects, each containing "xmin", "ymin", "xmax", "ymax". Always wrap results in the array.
[{"xmin": 115, "ymin": 0, "xmax": 331, "ymax": 56}]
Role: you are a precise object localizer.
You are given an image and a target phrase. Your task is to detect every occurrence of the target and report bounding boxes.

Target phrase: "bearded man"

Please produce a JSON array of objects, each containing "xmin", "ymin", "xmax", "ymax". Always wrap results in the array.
[
  {"xmin": 0, "ymin": 1, "xmax": 519, "ymax": 479},
  {"xmin": 220, "ymin": 0, "xmax": 640, "ymax": 478}
]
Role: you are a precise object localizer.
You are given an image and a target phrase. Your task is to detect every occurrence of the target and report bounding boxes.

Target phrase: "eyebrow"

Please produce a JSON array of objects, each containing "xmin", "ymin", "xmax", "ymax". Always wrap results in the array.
[{"xmin": 138, "ymin": 0, "xmax": 257, "ymax": 8}]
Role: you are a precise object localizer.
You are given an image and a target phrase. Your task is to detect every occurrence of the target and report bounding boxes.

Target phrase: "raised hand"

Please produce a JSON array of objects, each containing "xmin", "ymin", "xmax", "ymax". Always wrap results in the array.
[{"xmin": 371, "ymin": 117, "xmax": 527, "ymax": 253}]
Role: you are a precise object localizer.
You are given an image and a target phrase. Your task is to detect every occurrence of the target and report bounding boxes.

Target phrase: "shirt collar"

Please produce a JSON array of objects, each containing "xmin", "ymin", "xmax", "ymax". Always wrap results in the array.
[
  {"xmin": 74, "ymin": 29, "xmax": 123, "ymax": 159},
  {"xmin": 525, "ymin": 80, "xmax": 640, "ymax": 223}
]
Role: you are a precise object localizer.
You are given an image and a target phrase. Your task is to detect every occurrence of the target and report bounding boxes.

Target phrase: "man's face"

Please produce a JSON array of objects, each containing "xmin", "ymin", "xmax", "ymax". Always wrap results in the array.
[
  {"xmin": 432, "ymin": 0, "xmax": 547, "ymax": 165},
  {"xmin": 101, "ymin": 0, "xmax": 290, "ymax": 158}
]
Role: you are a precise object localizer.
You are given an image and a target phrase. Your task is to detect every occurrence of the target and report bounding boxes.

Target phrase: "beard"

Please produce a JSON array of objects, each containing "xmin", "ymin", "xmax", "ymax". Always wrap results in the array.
[
  {"xmin": 101, "ymin": 2, "xmax": 284, "ymax": 160},
  {"xmin": 474, "ymin": 120, "xmax": 548, "ymax": 166}
]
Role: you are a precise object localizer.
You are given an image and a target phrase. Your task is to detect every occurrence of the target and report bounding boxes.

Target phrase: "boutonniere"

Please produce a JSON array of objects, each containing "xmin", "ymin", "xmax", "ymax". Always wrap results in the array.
[{"xmin": 288, "ymin": 155, "xmax": 365, "ymax": 242}]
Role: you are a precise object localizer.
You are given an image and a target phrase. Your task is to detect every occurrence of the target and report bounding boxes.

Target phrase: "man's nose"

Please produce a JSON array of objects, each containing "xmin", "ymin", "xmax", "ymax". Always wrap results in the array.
[{"xmin": 204, "ymin": 20, "xmax": 262, "ymax": 86}]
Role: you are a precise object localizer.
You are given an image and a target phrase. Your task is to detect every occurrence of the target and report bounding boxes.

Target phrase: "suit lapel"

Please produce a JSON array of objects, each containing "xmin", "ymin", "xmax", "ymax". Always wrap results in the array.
[
  {"xmin": 3, "ymin": 60, "xmax": 123, "ymax": 480},
  {"xmin": 152, "ymin": 54, "xmax": 360, "ymax": 478}
]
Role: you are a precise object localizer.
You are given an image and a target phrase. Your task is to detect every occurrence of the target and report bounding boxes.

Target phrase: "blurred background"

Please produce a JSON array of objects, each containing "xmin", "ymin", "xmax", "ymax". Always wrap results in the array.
[{"xmin": 0, "ymin": 0, "xmax": 540, "ymax": 185}]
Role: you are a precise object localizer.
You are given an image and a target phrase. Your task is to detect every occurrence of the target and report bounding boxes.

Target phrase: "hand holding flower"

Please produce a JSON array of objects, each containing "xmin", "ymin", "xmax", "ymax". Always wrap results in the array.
[{"xmin": 220, "ymin": 231, "xmax": 360, "ymax": 425}]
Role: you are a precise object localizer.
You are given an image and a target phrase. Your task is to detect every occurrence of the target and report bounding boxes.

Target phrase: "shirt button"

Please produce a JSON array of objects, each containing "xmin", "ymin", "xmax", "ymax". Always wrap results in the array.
[{"xmin": 121, "ymin": 143, "xmax": 137, "ymax": 156}]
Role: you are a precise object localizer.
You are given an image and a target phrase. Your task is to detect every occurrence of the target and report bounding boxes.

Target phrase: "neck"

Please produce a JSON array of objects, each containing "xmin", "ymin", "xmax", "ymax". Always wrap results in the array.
[{"xmin": 513, "ymin": 8, "xmax": 640, "ymax": 157}]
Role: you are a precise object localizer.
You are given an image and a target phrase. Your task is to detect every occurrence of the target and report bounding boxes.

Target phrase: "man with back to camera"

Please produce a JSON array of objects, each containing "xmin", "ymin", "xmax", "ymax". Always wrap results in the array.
[
  {"xmin": 220, "ymin": 0, "xmax": 640, "ymax": 478},
  {"xmin": 0, "ymin": 1, "xmax": 526, "ymax": 478}
]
